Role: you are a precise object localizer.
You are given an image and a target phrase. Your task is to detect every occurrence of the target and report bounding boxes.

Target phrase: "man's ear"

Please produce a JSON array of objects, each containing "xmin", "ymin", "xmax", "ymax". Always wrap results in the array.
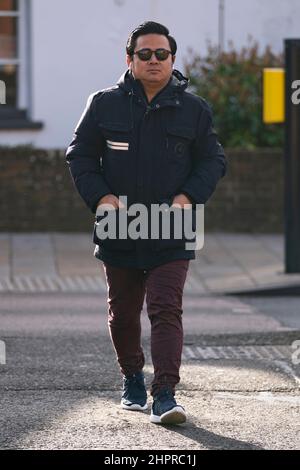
[
  {"xmin": 126, "ymin": 54, "xmax": 132, "ymax": 69},
  {"xmin": 172, "ymin": 55, "xmax": 176, "ymax": 64}
]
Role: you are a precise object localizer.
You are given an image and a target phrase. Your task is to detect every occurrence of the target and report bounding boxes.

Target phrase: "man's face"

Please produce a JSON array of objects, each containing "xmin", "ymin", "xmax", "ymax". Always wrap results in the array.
[{"xmin": 127, "ymin": 33, "xmax": 175, "ymax": 85}]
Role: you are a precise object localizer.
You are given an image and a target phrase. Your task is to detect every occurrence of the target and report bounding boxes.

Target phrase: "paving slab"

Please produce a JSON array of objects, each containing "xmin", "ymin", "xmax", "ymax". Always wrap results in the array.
[{"xmin": 1, "ymin": 232, "xmax": 300, "ymax": 295}]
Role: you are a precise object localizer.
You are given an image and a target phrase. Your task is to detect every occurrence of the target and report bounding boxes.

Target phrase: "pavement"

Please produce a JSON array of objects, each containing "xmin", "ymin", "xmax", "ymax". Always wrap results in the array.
[
  {"xmin": 1, "ymin": 232, "xmax": 300, "ymax": 295},
  {"xmin": 0, "ymin": 232, "xmax": 299, "ymax": 450}
]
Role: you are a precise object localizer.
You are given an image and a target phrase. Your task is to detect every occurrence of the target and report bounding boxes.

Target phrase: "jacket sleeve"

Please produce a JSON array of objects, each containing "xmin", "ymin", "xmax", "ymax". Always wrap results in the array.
[
  {"xmin": 179, "ymin": 101, "xmax": 227, "ymax": 206},
  {"xmin": 65, "ymin": 93, "xmax": 112, "ymax": 214}
]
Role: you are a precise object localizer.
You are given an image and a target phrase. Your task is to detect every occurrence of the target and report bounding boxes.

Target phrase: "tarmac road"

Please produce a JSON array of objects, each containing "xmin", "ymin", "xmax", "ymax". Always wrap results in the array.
[{"xmin": 0, "ymin": 293, "xmax": 299, "ymax": 450}]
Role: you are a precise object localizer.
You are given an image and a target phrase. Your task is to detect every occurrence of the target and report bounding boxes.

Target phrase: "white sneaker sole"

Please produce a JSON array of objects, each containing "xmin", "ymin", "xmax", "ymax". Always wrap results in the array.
[
  {"xmin": 121, "ymin": 402, "xmax": 148, "ymax": 411},
  {"xmin": 150, "ymin": 406, "xmax": 186, "ymax": 424}
]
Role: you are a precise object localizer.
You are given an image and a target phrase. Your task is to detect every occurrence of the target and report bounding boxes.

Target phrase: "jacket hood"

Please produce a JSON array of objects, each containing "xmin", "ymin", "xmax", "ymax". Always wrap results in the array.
[{"xmin": 117, "ymin": 68, "xmax": 189, "ymax": 96}]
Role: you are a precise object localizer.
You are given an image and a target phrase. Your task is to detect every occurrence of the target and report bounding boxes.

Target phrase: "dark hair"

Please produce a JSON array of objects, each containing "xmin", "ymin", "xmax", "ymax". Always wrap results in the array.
[{"xmin": 126, "ymin": 21, "xmax": 177, "ymax": 57}]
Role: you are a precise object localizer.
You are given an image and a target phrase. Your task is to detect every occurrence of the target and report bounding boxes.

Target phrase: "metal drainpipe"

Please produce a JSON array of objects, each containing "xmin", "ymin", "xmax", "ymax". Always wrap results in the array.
[{"xmin": 218, "ymin": 0, "xmax": 225, "ymax": 55}]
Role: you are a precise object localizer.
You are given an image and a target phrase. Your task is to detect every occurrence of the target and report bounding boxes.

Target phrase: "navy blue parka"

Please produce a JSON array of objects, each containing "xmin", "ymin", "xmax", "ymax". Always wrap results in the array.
[{"xmin": 66, "ymin": 69, "xmax": 227, "ymax": 269}]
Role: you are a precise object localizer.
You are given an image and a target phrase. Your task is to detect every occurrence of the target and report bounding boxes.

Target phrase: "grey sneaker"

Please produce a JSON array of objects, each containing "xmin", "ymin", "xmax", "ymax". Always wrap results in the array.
[
  {"xmin": 121, "ymin": 371, "xmax": 148, "ymax": 411},
  {"xmin": 150, "ymin": 387, "xmax": 186, "ymax": 424}
]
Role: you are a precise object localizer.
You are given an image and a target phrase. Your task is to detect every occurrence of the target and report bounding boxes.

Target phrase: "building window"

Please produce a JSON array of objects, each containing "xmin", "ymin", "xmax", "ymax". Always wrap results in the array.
[
  {"xmin": 0, "ymin": 0, "xmax": 42, "ymax": 129},
  {"xmin": 0, "ymin": 0, "xmax": 19, "ymax": 106}
]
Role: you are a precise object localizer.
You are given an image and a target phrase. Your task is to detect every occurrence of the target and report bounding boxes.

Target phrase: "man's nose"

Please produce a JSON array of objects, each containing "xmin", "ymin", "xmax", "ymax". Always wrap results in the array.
[{"xmin": 149, "ymin": 52, "xmax": 159, "ymax": 63}]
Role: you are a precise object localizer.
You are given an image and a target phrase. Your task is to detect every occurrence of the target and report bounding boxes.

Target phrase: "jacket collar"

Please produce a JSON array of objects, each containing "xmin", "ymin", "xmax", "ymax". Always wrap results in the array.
[{"xmin": 117, "ymin": 68, "xmax": 189, "ymax": 104}]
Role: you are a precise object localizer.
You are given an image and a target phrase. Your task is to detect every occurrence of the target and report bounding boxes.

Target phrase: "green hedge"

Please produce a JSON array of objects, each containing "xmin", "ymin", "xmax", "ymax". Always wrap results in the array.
[{"xmin": 184, "ymin": 37, "xmax": 284, "ymax": 149}]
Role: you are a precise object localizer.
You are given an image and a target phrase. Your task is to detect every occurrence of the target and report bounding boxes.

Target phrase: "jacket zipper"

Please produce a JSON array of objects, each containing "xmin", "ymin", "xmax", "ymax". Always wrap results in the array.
[{"xmin": 143, "ymin": 105, "xmax": 151, "ymax": 119}]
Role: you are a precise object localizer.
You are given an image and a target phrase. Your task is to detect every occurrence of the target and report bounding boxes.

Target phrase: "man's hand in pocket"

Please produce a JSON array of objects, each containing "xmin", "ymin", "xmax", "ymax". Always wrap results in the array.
[
  {"xmin": 171, "ymin": 193, "xmax": 193, "ymax": 209},
  {"xmin": 96, "ymin": 194, "xmax": 125, "ymax": 211}
]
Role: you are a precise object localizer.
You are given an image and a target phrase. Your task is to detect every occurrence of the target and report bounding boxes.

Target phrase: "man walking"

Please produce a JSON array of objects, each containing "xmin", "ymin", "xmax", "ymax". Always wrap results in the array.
[{"xmin": 66, "ymin": 21, "xmax": 226, "ymax": 425}]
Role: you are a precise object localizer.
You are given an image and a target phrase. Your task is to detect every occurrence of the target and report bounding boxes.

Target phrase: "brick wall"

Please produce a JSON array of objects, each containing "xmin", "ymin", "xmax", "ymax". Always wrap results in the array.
[
  {"xmin": 0, "ymin": 145, "xmax": 284, "ymax": 232},
  {"xmin": 206, "ymin": 148, "xmax": 284, "ymax": 232}
]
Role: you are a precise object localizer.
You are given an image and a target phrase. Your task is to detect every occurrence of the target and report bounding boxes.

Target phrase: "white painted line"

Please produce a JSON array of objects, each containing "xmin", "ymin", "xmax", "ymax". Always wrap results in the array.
[
  {"xmin": 14, "ymin": 277, "xmax": 26, "ymax": 292},
  {"xmin": 3, "ymin": 278, "xmax": 14, "ymax": 291},
  {"xmin": 0, "ymin": 340, "xmax": 5, "ymax": 364},
  {"xmin": 259, "ymin": 346, "xmax": 275, "ymax": 360},
  {"xmin": 74, "ymin": 276, "xmax": 89, "ymax": 291},
  {"xmin": 246, "ymin": 346, "xmax": 261, "ymax": 359},
  {"xmin": 216, "ymin": 391, "xmax": 300, "ymax": 404},
  {"xmin": 183, "ymin": 279, "xmax": 193, "ymax": 291},
  {"xmin": 55, "ymin": 277, "xmax": 69, "ymax": 292},
  {"xmin": 94, "ymin": 276, "xmax": 107, "ymax": 292},
  {"xmin": 237, "ymin": 346, "xmax": 252, "ymax": 359},
  {"xmin": 274, "ymin": 360, "xmax": 300, "ymax": 386},
  {"xmin": 84, "ymin": 276, "xmax": 100, "ymax": 291},
  {"xmin": 24, "ymin": 277, "xmax": 36, "ymax": 292},
  {"xmin": 227, "ymin": 346, "xmax": 241, "ymax": 359},
  {"xmin": 215, "ymin": 347, "xmax": 232, "ymax": 359},
  {"xmin": 187, "ymin": 275, "xmax": 203, "ymax": 291},
  {"xmin": 196, "ymin": 346, "xmax": 211, "ymax": 359},
  {"xmin": 63, "ymin": 277, "xmax": 78, "ymax": 291},
  {"xmin": 279, "ymin": 346, "xmax": 293, "ymax": 357},
  {"xmin": 211, "ymin": 346, "xmax": 227, "ymax": 359},
  {"xmin": 204, "ymin": 347, "xmax": 219, "ymax": 359},
  {"xmin": 34, "ymin": 277, "xmax": 47, "ymax": 292},
  {"xmin": 269, "ymin": 345, "xmax": 285, "ymax": 359},
  {"xmin": 257, "ymin": 391, "xmax": 300, "ymax": 404},
  {"xmin": 182, "ymin": 345, "xmax": 294, "ymax": 361},
  {"xmin": 44, "ymin": 276, "xmax": 58, "ymax": 291},
  {"xmin": 232, "ymin": 307, "xmax": 254, "ymax": 313},
  {"xmin": 184, "ymin": 346, "xmax": 196, "ymax": 359}
]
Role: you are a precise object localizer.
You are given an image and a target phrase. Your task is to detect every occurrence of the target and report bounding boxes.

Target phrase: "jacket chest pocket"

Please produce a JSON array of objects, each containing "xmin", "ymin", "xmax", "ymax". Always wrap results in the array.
[
  {"xmin": 166, "ymin": 126, "xmax": 195, "ymax": 161},
  {"xmin": 98, "ymin": 121, "xmax": 133, "ymax": 196},
  {"xmin": 98, "ymin": 122, "xmax": 131, "ymax": 157}
]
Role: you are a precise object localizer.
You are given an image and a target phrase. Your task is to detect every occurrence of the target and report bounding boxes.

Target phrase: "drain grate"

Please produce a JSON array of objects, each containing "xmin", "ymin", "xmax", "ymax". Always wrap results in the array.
[{"xmin": 182, "ymin": 345, "xmax": 292, "ymax": 361}]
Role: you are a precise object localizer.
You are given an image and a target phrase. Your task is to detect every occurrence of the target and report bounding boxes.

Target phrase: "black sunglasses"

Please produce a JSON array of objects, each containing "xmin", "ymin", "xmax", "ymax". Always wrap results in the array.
[{"xmin": 133, "ymin": 48, "xmax": 173, "ymax": 61}]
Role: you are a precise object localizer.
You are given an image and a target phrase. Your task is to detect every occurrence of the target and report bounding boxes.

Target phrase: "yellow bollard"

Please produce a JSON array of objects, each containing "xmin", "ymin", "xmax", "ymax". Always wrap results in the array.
[{"xmin": 263, "ymin": 68, "xmax": 285, "ymax": 123}]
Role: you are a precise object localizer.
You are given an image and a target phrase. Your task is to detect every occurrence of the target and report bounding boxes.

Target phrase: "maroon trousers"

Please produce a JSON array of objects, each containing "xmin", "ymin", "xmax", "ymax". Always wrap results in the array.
[{"xmin": 102, "ymin": 259, "xmax": 189, "ymax": 396}]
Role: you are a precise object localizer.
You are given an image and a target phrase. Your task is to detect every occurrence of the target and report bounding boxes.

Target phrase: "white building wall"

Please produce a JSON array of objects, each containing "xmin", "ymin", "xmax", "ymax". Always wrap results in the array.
[{"xmin": 1, "ymin": 0, "xmax": 300, "ymax": 148}]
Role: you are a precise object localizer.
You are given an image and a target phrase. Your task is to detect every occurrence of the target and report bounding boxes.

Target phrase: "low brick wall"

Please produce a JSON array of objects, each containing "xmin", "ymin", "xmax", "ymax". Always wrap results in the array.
[
  {"xmin": 0, "ymin": 145, "xmax": 284, "ymax": 232},
  {"xmin": 206, "ymin": 147, "xmax": 284, "ymax": 232}
]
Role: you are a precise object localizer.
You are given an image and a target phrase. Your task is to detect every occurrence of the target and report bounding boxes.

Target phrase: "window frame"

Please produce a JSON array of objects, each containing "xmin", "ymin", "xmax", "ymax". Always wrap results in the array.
[
  {"xmin": 0, "ymin": 2, "xmax": 21, "ymax": 109},
  {"xmin": 0, "ymin": 0, "xmax": 42, "ymax": 129}
]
